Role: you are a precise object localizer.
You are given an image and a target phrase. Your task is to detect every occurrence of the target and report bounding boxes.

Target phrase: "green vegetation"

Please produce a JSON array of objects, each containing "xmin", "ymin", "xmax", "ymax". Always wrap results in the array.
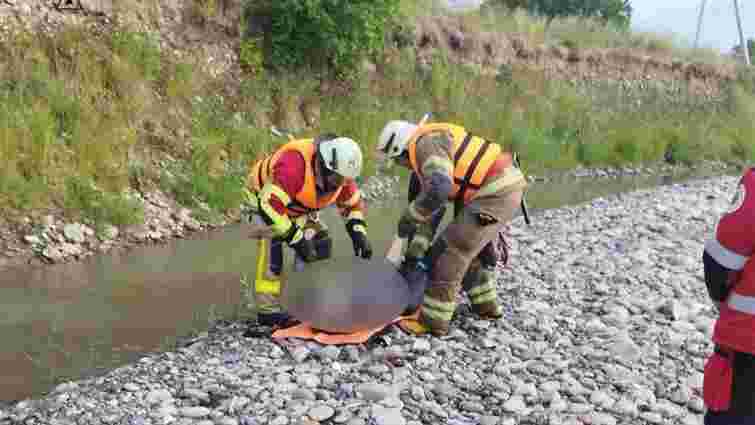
[
  {"xmin": 493, "ymin": 0, "xmax": 633, "ymax": 29},
  {"xmin": 311, "ymin": 50, "xmax": 752, "ymax": 173},
  {"xmin": 0, "ymin": 3, "xmax": 753, "ymax": 230},
  {"xmin": 0, "ymin": 24, "xmax": 276, "ymax": 225},
  {"xmin": 247, "ymin": 0, "xmax": 401, "ymax": 77}
]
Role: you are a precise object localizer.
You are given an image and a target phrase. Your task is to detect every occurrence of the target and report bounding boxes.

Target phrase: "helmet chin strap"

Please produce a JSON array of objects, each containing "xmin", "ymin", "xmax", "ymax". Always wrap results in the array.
[
  {"xmin": 316, "ymin": 151, "xmax": 335, "ymax": 193},
  {"xmin": 315, "ymin": 137, "xmax": 345, "ymax": 193}
]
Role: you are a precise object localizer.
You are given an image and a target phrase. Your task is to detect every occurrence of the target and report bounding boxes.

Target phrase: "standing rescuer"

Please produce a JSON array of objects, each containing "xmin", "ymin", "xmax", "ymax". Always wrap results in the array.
[
  {"xmin": 244, "ymin": 133, "xmax": 373, "ymax": 328},
  {"xmin": 702, "ymin": 168, "xmax": 755, "ymax": 425},
  {"xmin": 376, "ymin": 119, "xmax": 527, "ymax": 336}
]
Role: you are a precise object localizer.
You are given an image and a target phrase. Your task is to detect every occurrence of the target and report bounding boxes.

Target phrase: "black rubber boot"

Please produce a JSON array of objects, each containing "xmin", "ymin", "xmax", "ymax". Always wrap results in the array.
[
  {"xmin": 258, "ymin": 312, "xmax": 300, "ymax": 328},
  {"xmin": 243, "ymin": 312, "xmax": 299, "ymax": 338}
]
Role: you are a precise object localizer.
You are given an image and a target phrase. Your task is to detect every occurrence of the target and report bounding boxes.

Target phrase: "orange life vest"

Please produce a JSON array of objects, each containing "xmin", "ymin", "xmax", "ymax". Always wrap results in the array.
[
  {"xmin": 248, "ymin": 139, "xmax": 343, "ymax": 217},
  {"xmin": 406, "ymin": 123, "xmax": 508, "ymax": 204}
]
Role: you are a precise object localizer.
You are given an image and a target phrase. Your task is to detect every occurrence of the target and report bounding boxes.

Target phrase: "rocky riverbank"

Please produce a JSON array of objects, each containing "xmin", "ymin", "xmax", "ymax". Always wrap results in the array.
[
  {"xmin": 0, "ymin": 172, "xmax": 739, "ymax": 424},
  {"xmin": 0, "ymin": 174, "xmax": 403, "ymax": 272}
]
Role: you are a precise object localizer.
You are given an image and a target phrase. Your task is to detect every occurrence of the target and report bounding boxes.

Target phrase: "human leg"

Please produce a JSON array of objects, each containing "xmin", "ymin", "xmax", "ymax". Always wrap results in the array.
[
  {"xmin": 461, "ymin": 241, "xmax": 503, "ymax": 319},
  {"xmin": 413, "ymin": 190, "xmax": 522, "ymax": 335}
]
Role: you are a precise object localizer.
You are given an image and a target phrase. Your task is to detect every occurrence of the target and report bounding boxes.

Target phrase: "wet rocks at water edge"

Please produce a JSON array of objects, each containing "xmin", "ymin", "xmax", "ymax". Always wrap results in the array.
[
  {"xmin": 360, "ymin": 173, "xmax": 401, "ymax": 202},
  {"xmin": 4, "ymin": 190, "xmax": 213, "ymax": 268},
  {"xmin": 3, "ymin": 175, "xmax": 736, "ymax": 425}
]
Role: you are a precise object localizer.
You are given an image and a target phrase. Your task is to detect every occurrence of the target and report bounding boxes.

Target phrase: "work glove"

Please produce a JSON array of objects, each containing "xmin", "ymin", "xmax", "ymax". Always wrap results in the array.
[
  {"xmin": 289, "ymin": 236, "xmax": 317, "ymax": 263},
  {"xmin": 404, "ymin": 220, "xmax": 434, "ymax": 265},
  {"xmin": 399, "ymin": 256, "xmax": 428, "ymax": 279},
  {"xmin": 405, "ymin": 239, "xmax": 427, "ymax": 263},
  {"xmin": 346, "ymin": 219, "xmax": 373, "ymax": 259},
  {"xmin": 282, "ymin": 224, "xmax": 317, "ymax": 262},
  {"xmin": 397, "ymin": 206, "xmax": 421, "ymax": 240}
]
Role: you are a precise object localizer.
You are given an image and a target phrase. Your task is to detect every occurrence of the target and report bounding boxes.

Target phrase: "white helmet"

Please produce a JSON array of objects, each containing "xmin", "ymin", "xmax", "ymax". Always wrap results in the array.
[
  {"xmin": 317, "ymin": 137, "xmax": 363, "ymax": 179},
  {"xmin": 377, "ymin": 120, "xmax": 419, "ymax": 159}
]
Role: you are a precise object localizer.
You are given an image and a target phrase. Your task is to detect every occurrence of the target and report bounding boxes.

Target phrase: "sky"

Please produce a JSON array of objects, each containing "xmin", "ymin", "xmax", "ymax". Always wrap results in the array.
[
  {"xmin": 630, "ymin": 0, "xmax": 755, "ymax": 52},
  {"xmin": 446, "ymin": 0, "xmax": 755, "ymax": 52}
]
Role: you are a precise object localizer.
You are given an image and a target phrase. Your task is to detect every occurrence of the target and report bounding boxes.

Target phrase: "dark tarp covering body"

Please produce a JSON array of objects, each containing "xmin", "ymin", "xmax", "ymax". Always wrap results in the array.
[{"xmin": 283, "ymin": 258, "xmax": 428, "ymax": 333}]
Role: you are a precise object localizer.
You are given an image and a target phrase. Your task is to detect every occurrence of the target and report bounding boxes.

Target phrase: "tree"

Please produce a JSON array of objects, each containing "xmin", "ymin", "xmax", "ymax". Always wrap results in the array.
[{"xmin": 493, "ymin": 0, "xmax": 632, "ymax": 29}]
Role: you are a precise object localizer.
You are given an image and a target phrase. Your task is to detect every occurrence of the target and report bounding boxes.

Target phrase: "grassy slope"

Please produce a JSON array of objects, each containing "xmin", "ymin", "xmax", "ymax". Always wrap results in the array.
[{"xmin": 1, "ymin": 3, "xmax": 754, "ymax": 232}]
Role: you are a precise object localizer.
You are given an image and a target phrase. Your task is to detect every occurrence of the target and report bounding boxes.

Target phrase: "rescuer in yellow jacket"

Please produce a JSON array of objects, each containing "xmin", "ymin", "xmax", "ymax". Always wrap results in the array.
[
  {"xmin": 376, "ymin": 120, "xmax": 527, "ymax": 336},
  {"xmin": 244, "ymin": 134, "xmax": 373, "ymax": 328}
]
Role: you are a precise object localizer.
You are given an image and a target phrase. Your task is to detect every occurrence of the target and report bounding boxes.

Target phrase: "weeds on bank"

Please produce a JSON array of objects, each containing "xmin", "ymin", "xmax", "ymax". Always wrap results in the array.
[
  {"xmin": 313, "ymin": 45, "xmax": 755, "ymax": 174},
  {"xmin": 63, "ymin": 176, "xmax": 144, "ymax": 230},
  {"xmin": 157, "ymin": 94, "xmax": 274, "ymax": 218},
  {"xmin": 0, "ymin": 26, "xmax": 152, "ymax": 216},
  {"xmin": 0, "ymin": 23, "xmax": 266, "ymax": 222}
]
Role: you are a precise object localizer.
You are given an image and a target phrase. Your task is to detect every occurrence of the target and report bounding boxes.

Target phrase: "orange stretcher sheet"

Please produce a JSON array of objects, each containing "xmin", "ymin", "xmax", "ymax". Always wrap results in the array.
[{"xmin": 272, "ymin": 312, "xmax": 420, "ymax": 345}]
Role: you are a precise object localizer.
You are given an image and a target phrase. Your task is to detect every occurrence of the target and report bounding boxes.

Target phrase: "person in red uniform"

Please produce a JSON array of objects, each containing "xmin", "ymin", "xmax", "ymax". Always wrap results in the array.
[
  {"xmin": 244, "ymin": 134, "xmax": 373, "ymax": 327},
  {"xmin": 702, "ymin": 167, "xmax": 755, "ymax": 425}
]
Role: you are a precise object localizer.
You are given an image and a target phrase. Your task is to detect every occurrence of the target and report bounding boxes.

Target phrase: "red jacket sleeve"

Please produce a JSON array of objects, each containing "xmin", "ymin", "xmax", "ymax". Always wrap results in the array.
[
  {"xmin": 705, "ymin": 168, "xmax": 755, "ymax": 271},
  {"xmin": 266, "ymin": 150, "xmax": 306, "ymax": 215},
  {"xmin": 336, "ymin": 179, "xmax": 366, "ymax": 222}
]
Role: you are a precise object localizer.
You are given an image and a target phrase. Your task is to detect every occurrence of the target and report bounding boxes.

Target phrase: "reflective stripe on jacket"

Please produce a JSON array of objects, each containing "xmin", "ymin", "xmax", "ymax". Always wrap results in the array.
[{"xmin": 707, "ymin": 168, "xmax": 755, "ymax": 354}]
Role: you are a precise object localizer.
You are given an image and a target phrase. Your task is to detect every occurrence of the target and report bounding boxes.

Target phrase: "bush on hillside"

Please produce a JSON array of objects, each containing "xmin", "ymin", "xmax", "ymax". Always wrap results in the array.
[{"xmin": 245, "ymin": 0, "xmax": 401, "ymax": 77}]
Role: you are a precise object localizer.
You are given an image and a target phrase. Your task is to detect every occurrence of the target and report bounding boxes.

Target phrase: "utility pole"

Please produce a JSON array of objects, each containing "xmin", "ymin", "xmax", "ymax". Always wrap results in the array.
[
  {"xmin": 695, "ymin": 0, "xmax": 707, "ymax": 49},
  {"xmin": 734, "ymin": 0, "xmax": 751, "ymax": 65}
]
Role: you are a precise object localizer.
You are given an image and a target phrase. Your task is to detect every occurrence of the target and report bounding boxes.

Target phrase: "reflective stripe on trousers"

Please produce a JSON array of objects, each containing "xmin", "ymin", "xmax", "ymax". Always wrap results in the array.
[
  {"xmin": 254, "ymin": 215, "xmax": 284, "ymax": 313},
  {"xmin": 421, "ymin": 296, "xmax": 456, "ymax": 323},
  {"xmin": 467, "ymin": 279, "xmax": 497, "ymax": 305}
]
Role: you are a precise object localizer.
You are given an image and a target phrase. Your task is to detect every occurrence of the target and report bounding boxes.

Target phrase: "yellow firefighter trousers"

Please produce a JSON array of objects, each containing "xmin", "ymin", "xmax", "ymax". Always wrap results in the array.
[{"xmin": 252, "ymin": 212, "xmax": 327, "ymax": 315}]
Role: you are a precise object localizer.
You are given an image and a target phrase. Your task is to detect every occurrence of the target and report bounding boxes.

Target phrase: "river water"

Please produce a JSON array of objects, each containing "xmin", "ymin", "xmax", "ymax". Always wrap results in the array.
[{"xmin": 0, "ymin": 166, "xmax": 737, "ymax": 402}]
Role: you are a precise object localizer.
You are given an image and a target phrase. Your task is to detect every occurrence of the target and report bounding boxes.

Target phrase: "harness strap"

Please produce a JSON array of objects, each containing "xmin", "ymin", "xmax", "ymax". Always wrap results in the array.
[
  {"xmin": 288, "ymin": 201, "xmax": 317, "ymax": 215},
  {"xmin": 454, "ymin": 133, "xmax": 474, "ymax": 164},
  {"xmin": 455, "ymin": 134, "xmax": 492, "ymax": 212}
]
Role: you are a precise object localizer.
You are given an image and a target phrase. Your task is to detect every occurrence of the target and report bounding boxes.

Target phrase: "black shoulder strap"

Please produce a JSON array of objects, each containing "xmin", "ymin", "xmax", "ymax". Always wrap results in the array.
[{"xmin": 455, "ymin": 133, "xmax": 492, "ymax": 213}]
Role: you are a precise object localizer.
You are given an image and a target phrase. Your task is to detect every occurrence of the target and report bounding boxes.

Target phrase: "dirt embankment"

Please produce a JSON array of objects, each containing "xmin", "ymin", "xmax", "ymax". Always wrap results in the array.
[
  {"xmin": 1, "ymin": 1, "xmax": 735, "ymax": 121},
  {"xmin": 411, "ymin": 15, "xmax": 735, "ymax": 99},
  {"xmin": 0, "ymin": 0, "xmax": 738, "ymax": 270}
]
